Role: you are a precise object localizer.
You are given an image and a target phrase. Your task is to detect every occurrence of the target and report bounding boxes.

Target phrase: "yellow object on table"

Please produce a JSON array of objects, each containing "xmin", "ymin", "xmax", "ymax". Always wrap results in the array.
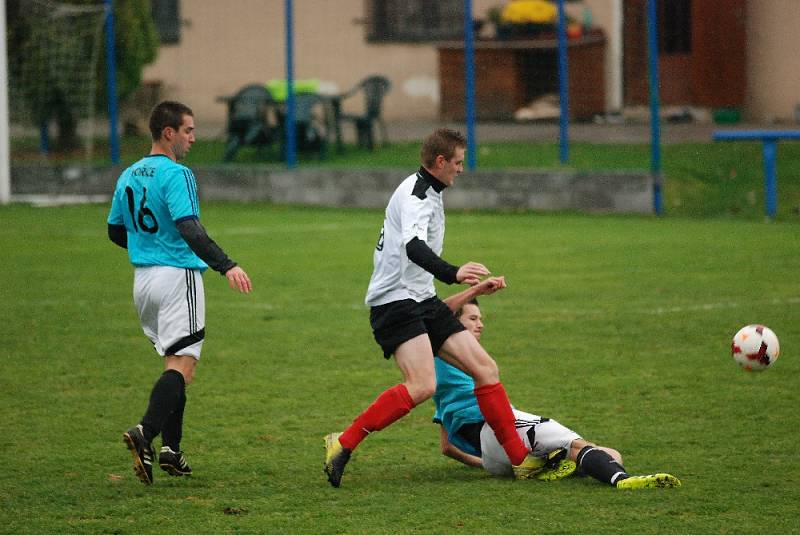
[
  {"xmin": 266, "ymin": 79, "xmax": 319, "ymax": 102},
  {"xmin": 501, "ymin": 0, "xmax": 558, "ymax": 24}
]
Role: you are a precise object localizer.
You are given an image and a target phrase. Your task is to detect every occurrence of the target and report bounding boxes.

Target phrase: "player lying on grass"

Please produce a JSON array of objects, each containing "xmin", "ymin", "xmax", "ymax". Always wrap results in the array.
[{"xmin": 432, "ymin": 277, "xmax": 681, "ymax": 489}]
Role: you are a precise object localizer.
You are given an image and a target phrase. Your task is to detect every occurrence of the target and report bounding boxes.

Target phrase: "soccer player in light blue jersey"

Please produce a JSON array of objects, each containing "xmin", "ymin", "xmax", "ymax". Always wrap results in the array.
[
  {"xmin": 433, "ymin": 278, "xmax": 682, "ymax": 489},
  {"xmin": 108, "ymin": 101, "xmax": 252, "ymax": 485}
]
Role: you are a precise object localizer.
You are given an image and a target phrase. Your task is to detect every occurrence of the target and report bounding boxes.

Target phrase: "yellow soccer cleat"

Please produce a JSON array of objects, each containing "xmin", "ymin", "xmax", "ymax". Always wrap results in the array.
[
  {"xmin": 536, "ymin": 459, "xmax": 577, "ymax": 482},
  {"xmin": 512, "ymin": 453, "xmax": 547, "ymax": 480},
  {"xmin": 616, "ymin": 473, "xmax": 682, "ymax": 489},
  {"xmin": 323, "ymin": 432, "xmax": 351, "ymax": 488}
]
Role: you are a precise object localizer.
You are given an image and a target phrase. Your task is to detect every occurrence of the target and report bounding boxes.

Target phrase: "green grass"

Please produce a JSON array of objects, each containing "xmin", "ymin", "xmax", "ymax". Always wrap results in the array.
[
  {"xmin": 1, "ymin": 203, "xmax": 799, "ymax": 533},
  {"xmin": 11, "ymin": 135, "xmax": 800, "ymax": 220}
]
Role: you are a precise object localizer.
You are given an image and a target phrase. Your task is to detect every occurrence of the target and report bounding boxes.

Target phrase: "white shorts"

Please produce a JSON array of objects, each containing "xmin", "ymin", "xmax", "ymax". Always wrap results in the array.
[
  {"xmin": 134, "ymin": 266, "xmax": 206, "ymax": 359},
  {"xmin": 480, "ymin": 409, "xmax": 581, "ymax": 477}
]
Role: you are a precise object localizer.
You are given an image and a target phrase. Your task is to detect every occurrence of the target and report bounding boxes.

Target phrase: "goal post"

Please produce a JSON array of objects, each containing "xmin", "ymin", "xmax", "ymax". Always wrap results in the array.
[
  {"xmin": 1, "ymin": 1, "xmax": 10, "ymax": 205},
  {"xmin": 7, "ymin": 0, "xmax": 106, "ymax": 163}
]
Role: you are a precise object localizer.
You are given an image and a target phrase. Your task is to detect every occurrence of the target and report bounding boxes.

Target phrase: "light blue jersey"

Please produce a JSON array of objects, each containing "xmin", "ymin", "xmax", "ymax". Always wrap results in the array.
[
  {"xmin": 108, "ymin": 155, "xmax": 207, "ymax": 270},
  {"xmin": 432, "ymin": 356, "xmax": 485, "ymax": 457}
]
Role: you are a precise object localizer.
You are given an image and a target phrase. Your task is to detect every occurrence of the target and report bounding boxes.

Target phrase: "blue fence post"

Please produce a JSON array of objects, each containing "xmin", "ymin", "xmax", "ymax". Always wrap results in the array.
[
  {"xmin": 646, "ymin": 0, "xmax": 662, "ymax": 215},
  {"xmin": 284, "ymin": 0, "xmax": 297, "ymax": 169},
  {"xmin": 464, "ymin": 0, "xmax": 477, "ymax": 170},
  {"xmin": 104, "ymin": 0, "xmax": 119, "ymax": 164},
  {"xmin": 762, "ymin": 139, "xmax": 778, "ymax": 218},
  {"xmin": 556, "ymin": 0, "xmax": 569, "ymax": 164},
  {"xmin": 713, "ymin": 129, "xmax": 800, "ymax": 219}
]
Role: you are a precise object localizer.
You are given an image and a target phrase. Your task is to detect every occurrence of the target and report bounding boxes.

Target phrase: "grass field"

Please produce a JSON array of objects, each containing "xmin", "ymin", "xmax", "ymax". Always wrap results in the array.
[{"xmin": 1, "ymin": 202, "xmax": 799, "ymax": 534}]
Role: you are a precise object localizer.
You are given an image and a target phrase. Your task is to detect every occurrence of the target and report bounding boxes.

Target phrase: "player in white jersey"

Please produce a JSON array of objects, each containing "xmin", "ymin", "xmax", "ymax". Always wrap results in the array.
[
  {"xmin": 325, "ymin": 129, "xmax": 545, "ymax": 488},
  {"xmin": 108, "ymin": 101, "xmax": 252, "ymax": 485},
  {"xmin": 433, "ymin": 278, "xmax": 681, "ymax": 490}
]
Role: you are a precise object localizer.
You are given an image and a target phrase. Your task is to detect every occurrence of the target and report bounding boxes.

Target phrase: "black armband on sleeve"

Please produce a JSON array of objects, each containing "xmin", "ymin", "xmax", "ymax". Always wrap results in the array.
[
  {"xmin": 176, "ymin": 218, "xmax": 237, "ymax": 274},
  {"xmin": 406, "ymin": 237, "xmax": 459, "ymax": 284},
  {"xmin": 108, "ymin": 224, "xmax": 127, "ymax": 249}
]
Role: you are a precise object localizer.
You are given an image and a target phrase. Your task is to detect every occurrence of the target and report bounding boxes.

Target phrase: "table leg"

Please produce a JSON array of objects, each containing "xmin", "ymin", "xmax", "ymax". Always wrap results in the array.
[{"xmin": 332, "ymin": 99, "xmax": 343, "ymax": 153}]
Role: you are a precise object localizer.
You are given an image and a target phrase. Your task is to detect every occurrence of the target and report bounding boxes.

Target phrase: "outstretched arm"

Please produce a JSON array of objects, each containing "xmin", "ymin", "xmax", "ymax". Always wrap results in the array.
[
  {"xmin": 406, "ymin": 237, "xmax": 490, "ymax": 286},
  {"xmin": 439, "ymin": 426, "xmax": 483, "ymax": 468},
  {"xmin": 442, "ymin": 276, "xmax": 507, "ymax": 313},
  {"xmin": 176, "ymin": 218, "xmax": 252, "ymax": 293}
]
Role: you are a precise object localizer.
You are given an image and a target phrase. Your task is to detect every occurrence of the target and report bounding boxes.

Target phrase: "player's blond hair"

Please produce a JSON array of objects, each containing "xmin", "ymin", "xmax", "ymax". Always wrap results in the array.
[{"xmin": 420, "ymin": 128, "xmax": 466, "ymax": 167}]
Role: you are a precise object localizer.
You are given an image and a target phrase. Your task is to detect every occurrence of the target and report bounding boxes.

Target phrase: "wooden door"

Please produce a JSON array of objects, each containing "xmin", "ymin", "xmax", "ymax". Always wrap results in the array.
[
  {"xmin": 690, "ymin": 0, "xmax": 746, "ymax": 107},
  {"xmin": 623, "ymin": 0, "xmax": 746, "ymax": 107}
]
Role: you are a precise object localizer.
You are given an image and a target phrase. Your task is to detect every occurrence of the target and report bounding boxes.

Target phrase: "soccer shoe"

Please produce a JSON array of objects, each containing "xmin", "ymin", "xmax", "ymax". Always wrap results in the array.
[
  {"xmin": 123, "ymin": 425, "xmax": 154, "ymax": 485},
  {"xmin": 159, "ymin": 446, "xmax": 193, "ymax": 476},
  {"xmin": 324, "ymin": 432, "xmax": 352, "ymax": 488},
  {"xmin": 536, "ymin": 459, "xmax": 577, "ymax": 482},
  {"xmin": 511, "ymin": 454, "xmax": 547, "ymax": 480},
  {"xmin": 616, "ymin": 473, "xmax": 682, "ymax": 490}
]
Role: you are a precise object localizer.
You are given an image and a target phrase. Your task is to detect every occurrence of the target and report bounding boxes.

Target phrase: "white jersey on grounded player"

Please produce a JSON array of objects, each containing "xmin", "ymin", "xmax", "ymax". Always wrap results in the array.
[{"xmin": 366, "ymin": 169, "xmax": 446, "ymax": 306}]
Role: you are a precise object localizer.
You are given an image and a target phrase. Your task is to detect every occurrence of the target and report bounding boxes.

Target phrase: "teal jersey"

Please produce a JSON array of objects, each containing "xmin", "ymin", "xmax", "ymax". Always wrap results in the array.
[
  {"xmin": 432, "ymin": 356, "xmax": 484, "ymax": 457},
  {"xmin": 108, "ymin": 155, "xmax": 207, "ymax": 270}
]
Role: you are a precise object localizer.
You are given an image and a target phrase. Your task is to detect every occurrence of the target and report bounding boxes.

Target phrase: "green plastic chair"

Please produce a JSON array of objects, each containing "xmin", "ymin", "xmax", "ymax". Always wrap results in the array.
[
  {"xmin": 218, "ymin": 84, "xmax": 278, "ymax": 162},
  {"xmin": 276, "ymin": 93, "xmax": 328, "ymax": 160},
  {"xmin": 338, "ymin": 75, "xmax": 391, "ymax": 150}
]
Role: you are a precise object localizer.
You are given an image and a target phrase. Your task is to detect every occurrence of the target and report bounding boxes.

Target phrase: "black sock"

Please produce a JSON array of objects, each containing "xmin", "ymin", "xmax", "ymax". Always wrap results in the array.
[
  {"xmin": 140, "ymin": 369, "xmax": 185, "ymax": 443},
  {"xmin": 161, "ymin": 384, "xmax": 187, "ymax": 452},
  {"xmin": 576, "ymin": 445, "xmax": 629, "ymax": 486}
]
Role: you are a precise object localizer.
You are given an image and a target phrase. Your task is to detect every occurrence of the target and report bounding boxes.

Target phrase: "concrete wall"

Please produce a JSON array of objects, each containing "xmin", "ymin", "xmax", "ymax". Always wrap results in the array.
[{"xmin": 10, "ymin": 164, "xmax": 653, "ymax": 214}]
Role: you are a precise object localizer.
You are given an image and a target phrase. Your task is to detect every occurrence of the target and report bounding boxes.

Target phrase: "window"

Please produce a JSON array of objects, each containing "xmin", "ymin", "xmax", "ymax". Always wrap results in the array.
[
  {"xmin": 367, "ymin": 0, "xmax": 464, "ymax": 42},
  {"xmin": 659, "ymin": 0, "xmax": 691, "ymax": 54},
  {"xmin": 151, "ymin": 0, "xmax": 181, "ymax": 44}
]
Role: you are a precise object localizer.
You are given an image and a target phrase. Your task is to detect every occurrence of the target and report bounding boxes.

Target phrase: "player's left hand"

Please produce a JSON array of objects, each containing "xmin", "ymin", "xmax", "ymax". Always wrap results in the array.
[
  {"xmin": 225, "ymin": 266, "xmax": 252, "ymax": 294},
  {"xmin": 457, "ymin": 262, "xmax": 490, "ymax": 285}
]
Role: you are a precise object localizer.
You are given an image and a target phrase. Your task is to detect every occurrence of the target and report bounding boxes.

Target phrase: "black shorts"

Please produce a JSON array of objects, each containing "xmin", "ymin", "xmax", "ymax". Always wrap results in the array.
[{"xmin": 369, "ymin": 297, "xmax": 466, "ymax": 359}]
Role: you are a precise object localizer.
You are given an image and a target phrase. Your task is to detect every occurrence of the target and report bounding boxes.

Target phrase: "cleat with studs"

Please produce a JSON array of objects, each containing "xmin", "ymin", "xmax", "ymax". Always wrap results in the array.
[
  {"xmin": 324, "ymin": 432, "xmax": 352, "ymax": 488},
  {"xmin": 123, "ymin": 425, "xmax": 154, "ymax": 485},
  {"xmin": 159, "ymin": 446, "xmax": 193, "ymax": 477},
  {"xmin": 616, "ymin": 473, "xmax": 681, "ymax": 489}
]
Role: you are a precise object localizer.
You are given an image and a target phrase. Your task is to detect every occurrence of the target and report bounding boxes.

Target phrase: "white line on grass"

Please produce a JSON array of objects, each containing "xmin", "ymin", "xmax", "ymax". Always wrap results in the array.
[
  {"xmin": 638, "ymin": 296, "xmax": 800, "ymax": 315},
  {"xmin": 11, "ymin": 297, "xmax": 798, "ymax": 317},
  {"xmin": 214, "ymin": 222, "xmax": 376, "ymax": 236}
]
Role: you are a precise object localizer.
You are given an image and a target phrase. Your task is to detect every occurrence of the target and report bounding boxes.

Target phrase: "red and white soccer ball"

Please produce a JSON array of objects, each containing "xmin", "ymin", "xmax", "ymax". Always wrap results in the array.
[{"xmin": 731, "ymin": 325, "xmax": 780, "ymax": 372}]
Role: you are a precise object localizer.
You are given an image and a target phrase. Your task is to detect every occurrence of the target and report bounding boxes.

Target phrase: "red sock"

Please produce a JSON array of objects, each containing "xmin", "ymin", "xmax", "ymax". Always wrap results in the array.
[
  {"xmin": 474, "ymin": 382, "xmax": 529, "ymax": 465},
  {"xmin": 339, "ymin": 384, "xmax": 415, "ymax": 450}
]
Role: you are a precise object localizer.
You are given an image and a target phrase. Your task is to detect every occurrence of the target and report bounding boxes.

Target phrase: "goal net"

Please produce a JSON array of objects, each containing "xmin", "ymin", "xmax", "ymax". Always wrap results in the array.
[{"xmin": 8, "ymin": 0, "xmax": 107, "ymax": 160}]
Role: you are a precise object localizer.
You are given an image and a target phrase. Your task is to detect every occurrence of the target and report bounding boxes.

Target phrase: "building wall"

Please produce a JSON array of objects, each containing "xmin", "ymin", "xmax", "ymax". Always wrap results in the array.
[
  {"xmin": 143, "ymin": 0, "xmax": 443, "ymax": 125},
  {"xmin": 141, "ymin": 1, "xmax": 798, "ymax": 126},
  {"xmin": 745, "ymin": 0, "xmax": 800, "ymax": 122}
]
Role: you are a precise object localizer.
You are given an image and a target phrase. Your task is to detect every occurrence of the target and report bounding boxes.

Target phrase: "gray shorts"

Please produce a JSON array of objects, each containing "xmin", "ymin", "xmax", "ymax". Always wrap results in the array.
[
  {"xmin": 480, "ymin": 408, "xmax": 581, "ymax": 477},
  {"xmin": 134, "ymin": 266, "xmax": 205, "ymax": 359}
]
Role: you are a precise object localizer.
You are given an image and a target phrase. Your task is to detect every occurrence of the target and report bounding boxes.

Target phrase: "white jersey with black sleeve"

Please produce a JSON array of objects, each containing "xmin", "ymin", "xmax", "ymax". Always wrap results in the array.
[{"xmin": 366, "ymin": 167, "xmax": 452, "ymax": 306}]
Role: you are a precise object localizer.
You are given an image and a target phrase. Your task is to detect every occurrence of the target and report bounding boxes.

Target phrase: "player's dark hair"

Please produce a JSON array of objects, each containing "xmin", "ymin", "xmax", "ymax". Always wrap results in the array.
[
  {"xmin": 455, "ymin": 298, "xmax": 479, "ymax": 319},
  {"xmin": 149, "ymin": 101, "xmax": 194, "ymax": 140},
  {"xmin": 421, "ymin": 128, "xmax": 466, "ymax": 167}
]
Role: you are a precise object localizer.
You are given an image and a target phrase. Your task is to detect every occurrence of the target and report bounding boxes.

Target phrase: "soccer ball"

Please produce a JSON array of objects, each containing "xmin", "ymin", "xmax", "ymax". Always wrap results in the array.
[{"xmin": 731, "ymin": 325, "xmax": 780, "ymax": 371}]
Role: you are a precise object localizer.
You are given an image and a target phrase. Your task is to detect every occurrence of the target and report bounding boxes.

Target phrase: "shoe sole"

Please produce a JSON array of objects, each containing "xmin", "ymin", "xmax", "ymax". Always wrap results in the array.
[
  {"xmin": 123, "ymin": 432, "xmax": 153, "ymax": 485},
  {"xmin": 160, "ymin": 463, "xmax": 191, "ymax": 477},
  {"xmin": 617, "ymin": 474, "xmax": 681, "ymax": 489},
  {"xmin": 323, "ymin": 433, "xmax": 347, "ymax": 488},
  {"xmin": 536, "ymin": 460, "xmax": 577, "ymax": 482}
]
